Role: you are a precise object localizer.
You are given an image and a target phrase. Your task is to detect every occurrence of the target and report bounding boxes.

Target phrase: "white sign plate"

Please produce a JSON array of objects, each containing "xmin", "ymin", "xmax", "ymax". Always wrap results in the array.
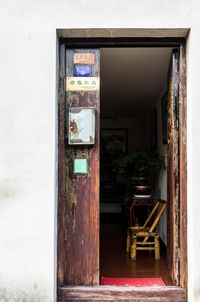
[{"xmin": 66, "ymin": 77, "xmax": 100, "ymax": 91}]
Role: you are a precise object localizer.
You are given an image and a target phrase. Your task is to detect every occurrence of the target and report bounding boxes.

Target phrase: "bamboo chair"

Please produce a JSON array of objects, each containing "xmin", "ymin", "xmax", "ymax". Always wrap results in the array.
[{"xmin": 126, "ymin": 199, "xmax": 167, "ymax": 260}]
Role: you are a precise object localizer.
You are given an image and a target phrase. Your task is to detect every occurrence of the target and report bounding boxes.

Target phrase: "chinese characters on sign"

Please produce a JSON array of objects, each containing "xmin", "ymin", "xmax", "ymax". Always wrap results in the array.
[
  {"xmin": 66, "ymin": 77, "xmax": 100, "ymax": 91},
  {"xmin": 74, "ymin": 52, "xmax": 95, "ymax": 64}
]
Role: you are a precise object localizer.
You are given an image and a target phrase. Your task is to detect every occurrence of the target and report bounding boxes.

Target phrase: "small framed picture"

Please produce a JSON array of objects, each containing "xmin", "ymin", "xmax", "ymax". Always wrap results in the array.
[{"xmin": 100, "ymin": 129, "xmax": 128, "ymax": 156}]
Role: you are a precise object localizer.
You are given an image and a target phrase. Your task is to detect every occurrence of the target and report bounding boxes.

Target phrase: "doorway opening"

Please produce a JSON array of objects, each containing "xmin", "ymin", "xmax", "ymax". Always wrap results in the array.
[
  {"xmin": 57, "ymin": 37, "xmax": 187, "ymax": 301},
  {"xmin": 100, "ymin": 47, "xmax": 172, "ymax": 285}
]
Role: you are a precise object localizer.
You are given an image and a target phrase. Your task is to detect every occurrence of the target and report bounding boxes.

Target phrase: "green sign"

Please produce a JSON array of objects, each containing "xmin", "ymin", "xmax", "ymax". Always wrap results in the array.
[{"xmin": 74, "ymin": 159, "xmax": 88, "ymax": 174}]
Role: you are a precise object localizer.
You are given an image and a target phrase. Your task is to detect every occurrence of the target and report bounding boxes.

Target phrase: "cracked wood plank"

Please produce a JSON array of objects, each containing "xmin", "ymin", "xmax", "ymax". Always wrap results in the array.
[
  {"xmin": 179, "ymin": 44, "xmax": 187, "ymax": 289},
  {"xmin": 167, "ymin": 50, "xmax": 180, "ymax": 285},
  {"xmin": 57, "ymin": 44, "xmax": 67, "ymax": 287},
  {"xmin": 58, "ymin": 286, "xmax": 186, "ymax": 301}
]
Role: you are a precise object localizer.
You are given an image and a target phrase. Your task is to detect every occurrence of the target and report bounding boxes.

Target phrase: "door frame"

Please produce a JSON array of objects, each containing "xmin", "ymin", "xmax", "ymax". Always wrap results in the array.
[{"xmin": 57, "ymin": 37, "xmax": 187, "ymax": 300}]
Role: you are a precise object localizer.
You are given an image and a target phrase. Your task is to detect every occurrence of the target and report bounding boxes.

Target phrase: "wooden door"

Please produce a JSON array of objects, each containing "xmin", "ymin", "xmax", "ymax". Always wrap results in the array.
[
  {"xmin": 57, "ymin": 41, "xmax": 187, "ymax": 300},
  {"xmin": 167, "ymin": 49, "xmax": 180, "ymax": 285},
  {"xmin": 57, "ymin": 46, "xmax": 100, "ymax": 286}
]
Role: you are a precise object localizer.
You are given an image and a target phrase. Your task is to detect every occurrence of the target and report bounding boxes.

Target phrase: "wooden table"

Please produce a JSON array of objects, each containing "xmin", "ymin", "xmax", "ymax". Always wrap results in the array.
[{"xmin": 129, "ymin": 197, "xmax": 155, "ymax": 226}]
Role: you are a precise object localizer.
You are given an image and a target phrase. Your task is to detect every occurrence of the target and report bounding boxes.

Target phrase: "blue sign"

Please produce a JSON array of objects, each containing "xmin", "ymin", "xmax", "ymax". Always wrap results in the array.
[{"xmin": 74, "ymin": 65, "xmax": 92, "ymax": 77}]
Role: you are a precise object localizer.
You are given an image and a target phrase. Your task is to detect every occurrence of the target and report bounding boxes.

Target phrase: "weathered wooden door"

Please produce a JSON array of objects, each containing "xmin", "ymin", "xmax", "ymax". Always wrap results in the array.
[
  {"xmin": 57, "ymin": 46, "xmax": 100, "ymax": 286},
  {"xmin": 57, "ymin": 41, "xmax": 187, "ymax": 301},
  {"xmin": 167, "ymin": 49, "xmax": 180, "ymax": 285}
]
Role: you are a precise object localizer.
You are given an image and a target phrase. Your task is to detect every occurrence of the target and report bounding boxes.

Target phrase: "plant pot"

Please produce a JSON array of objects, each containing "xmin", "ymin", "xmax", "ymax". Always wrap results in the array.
[{"xmin": 133, "ymin": 185, "xmax": 152, "ymax": 196}]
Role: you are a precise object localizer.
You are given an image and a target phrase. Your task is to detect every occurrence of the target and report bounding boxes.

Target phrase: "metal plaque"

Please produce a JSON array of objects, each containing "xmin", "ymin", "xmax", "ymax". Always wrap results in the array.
[
  {"xmin": 66, "ymin": 77, "xmax": 100, "ymax": 91},
  {"xmin": 74, "ymin": 65, "xmax": 92, "ymax": 77},
  {"xmin": 69, "ymin": 107, "xmax": 95, "ymax": 145},
  {"xmin": 74, "ymin": 52, "xmax": 95, "ymax": 64},
  {"xmin": 74, "ymin": 159, "xmax": 88, "ymax": 174}
]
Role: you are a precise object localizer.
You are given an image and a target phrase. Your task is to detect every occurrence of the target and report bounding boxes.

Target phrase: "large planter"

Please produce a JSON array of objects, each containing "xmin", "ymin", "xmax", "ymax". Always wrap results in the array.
[{"xmin": 133, "ymin": 185, "xmax": 152, "ymax": 196}]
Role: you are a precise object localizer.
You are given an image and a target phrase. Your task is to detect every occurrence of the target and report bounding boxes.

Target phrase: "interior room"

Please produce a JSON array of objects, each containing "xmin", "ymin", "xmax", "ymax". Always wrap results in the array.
[{"xmin": 100, "ymin": 47, "xmax": 173, "ymax": 286}]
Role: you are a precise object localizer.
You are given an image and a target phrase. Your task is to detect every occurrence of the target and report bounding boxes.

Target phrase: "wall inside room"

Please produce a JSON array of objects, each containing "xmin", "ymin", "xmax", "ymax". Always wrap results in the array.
[
  {"xmin": 101, "ymin": 117, "xmax": 148, "ymax": 152},
  {"xmin": 148, "ymin": 83, "xmax": 168, "ymax": 245}
]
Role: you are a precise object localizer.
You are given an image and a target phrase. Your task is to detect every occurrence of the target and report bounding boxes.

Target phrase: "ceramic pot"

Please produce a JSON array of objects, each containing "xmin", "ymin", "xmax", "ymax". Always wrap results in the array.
[{"xmin": 133, "ymin": 185, "xmax": 152, "ymax": 195}]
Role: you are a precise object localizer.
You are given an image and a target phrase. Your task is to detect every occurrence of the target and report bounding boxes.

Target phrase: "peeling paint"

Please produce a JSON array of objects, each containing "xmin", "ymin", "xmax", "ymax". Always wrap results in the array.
[
  {"xmin": 167, "ymin": 51, "xmax": 180, "ymax": 285},
  {"xmin": 70, "ymin": 119, "xmax": 78, "ymax": 134}
]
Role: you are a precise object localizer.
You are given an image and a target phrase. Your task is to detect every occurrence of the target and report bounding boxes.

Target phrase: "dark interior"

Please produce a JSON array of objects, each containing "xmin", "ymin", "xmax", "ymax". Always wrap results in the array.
[{"xmin": 99, "ymin": 47, "xmax": 173, "ymax": 285}]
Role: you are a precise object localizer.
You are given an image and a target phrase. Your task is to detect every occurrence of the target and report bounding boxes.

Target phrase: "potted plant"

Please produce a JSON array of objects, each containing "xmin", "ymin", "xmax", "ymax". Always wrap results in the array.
[{"xmin": 112, "ymin": 151, "xmax": 166, "ymax": 196}]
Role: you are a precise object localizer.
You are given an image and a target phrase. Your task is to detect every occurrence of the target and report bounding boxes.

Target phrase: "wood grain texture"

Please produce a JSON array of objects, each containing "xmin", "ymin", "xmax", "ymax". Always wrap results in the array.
[
  {"xmin": 167, "ymin": 51, "xmax": 180, "ymax": 285},
  {"xmin": 60, "ymin": 37, "xmax": 186, "ymax": 48},
  {"xmin": 179, "ymin": 44, "xmax": 187, "ymax": 289},
  {"xmin": 64, "ymin": 49, "xmax": 100, "ymax": 285},
  {"xmin": 57, "ymin": 44, "xmax": 67, "ymax": 287},
  {"xmin": 58, "ymin": 286, "xmax": 186, "ymax": 301}
]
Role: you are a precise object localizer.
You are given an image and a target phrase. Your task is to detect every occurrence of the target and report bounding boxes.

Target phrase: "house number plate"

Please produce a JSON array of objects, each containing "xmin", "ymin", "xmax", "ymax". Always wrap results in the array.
[
  {"xmin": 66, "ymin": 77, "xmax": 100, "ymax": 91},
  {"xmin": 74, "ymin": 52, "xmax": 95, "ymax": 64}
]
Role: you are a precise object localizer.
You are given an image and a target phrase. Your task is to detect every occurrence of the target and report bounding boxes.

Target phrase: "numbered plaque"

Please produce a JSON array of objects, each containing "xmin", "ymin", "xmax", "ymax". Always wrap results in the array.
[{"xmin": 74, "ymin": 52, "xmax": 95, "ymax": 64}]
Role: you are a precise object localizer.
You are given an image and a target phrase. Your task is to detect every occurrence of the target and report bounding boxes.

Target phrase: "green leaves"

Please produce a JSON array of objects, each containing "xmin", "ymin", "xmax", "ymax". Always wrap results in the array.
[{"xmin": 112, "ymin": 151, "xmax": 166, "ymax": 181}]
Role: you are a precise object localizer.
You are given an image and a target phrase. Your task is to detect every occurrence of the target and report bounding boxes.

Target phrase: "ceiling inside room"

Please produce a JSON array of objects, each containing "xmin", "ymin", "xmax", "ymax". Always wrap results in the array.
[{"xmin": 100, "ymin": 47, "xmax": 172, "ymax": 118}]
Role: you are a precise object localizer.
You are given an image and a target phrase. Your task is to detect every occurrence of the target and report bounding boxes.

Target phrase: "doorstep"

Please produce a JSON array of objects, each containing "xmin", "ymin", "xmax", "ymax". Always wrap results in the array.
[{"xmin": 58, "ymin": 285, "xmax": 186, "ymax": 301}]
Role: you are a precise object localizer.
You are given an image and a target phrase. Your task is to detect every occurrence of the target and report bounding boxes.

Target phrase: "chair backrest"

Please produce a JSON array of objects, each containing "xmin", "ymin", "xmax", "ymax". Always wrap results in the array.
[{"xmin": 142, "ymin": 199, "xmax": 167, "ymax": 243}]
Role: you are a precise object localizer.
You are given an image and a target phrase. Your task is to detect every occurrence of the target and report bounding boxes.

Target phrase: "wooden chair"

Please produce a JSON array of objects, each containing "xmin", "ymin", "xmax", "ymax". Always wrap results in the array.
[{"xmin": 126, "ymin": 199, "xmax": 167, "ymax": 260}]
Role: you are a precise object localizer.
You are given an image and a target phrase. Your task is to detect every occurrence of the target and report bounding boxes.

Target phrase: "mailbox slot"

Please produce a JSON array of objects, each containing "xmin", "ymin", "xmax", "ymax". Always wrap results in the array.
[{"xmin": 68, "ymin": 107, "xmax": 95, "ymax": 145}]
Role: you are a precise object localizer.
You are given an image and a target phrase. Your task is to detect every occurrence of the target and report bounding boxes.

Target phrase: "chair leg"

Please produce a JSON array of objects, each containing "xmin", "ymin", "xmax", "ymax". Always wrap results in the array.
[
  {"xmin": 155, "ymin": 234, "xmax": 160, "ymax": 260},
  {"xmin": 130, "ymin": 234, "xmax": 137, "ymax": 260},
  {"xmin": 126, "ymin": 229, "xmax": 130, "ymax": 252}
]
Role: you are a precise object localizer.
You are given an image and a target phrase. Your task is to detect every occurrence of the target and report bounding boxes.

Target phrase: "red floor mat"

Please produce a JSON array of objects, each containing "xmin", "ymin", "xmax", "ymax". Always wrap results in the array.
[{"xmin": 101, "ymin": 277, "xmax": 165, "ymax": 286}]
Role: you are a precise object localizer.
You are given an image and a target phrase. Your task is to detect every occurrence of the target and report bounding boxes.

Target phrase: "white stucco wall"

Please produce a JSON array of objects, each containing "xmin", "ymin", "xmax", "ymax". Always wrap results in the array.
[{"xmin": 0, "ymin": 0, "xmax": 200, "ymax": 301}]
